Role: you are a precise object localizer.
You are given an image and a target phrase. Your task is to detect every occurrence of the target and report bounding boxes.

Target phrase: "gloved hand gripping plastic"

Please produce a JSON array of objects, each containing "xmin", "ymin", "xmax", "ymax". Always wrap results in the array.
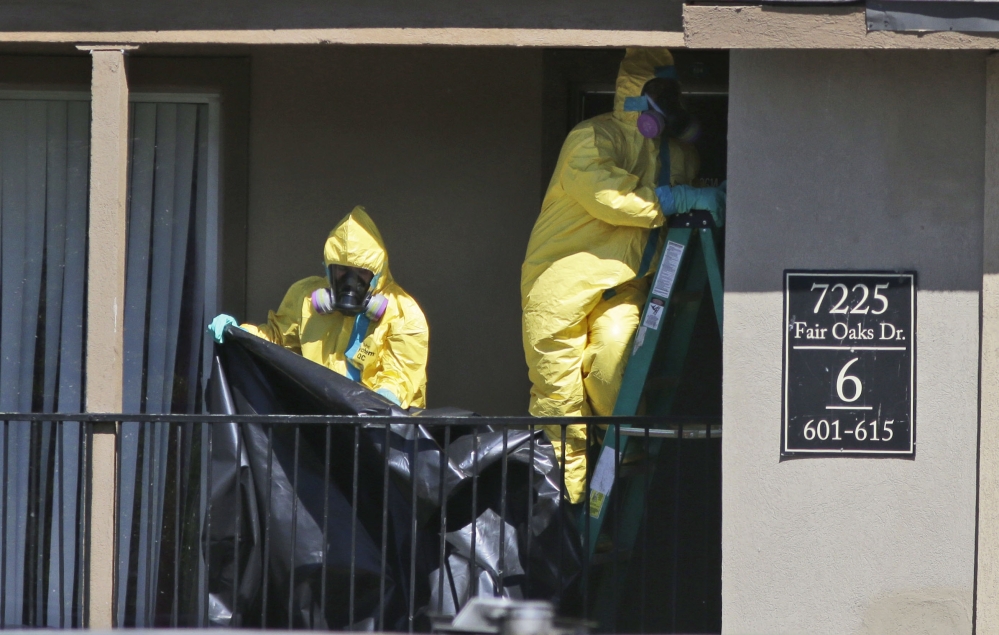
[{"xmin": 208, "ymin": 314, "xmax": 240, "ymax": 344}]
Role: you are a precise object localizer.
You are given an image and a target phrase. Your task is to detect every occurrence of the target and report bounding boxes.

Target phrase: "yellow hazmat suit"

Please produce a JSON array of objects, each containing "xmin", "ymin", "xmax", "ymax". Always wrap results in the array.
[
  {"xmin": 242, "ymin": 206, "xmax": 429, "ymax": 408},
  {"xmin": 521, "ymin": 48, "xmax": 699, "ymax": 502}
]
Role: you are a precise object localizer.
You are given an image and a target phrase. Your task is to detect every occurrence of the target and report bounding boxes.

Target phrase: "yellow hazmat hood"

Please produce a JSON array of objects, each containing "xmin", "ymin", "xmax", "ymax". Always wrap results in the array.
[
  {"xmin": 323, "ymin": 206, "xmax": 392, "ymax": 290},
  {"xmin": 613, "ymin": 47, "xmax": 675, "ymax": 121}
]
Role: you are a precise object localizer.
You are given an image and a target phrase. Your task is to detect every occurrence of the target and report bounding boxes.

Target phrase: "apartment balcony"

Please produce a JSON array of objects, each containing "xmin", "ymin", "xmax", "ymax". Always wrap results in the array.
[{"xmin": 0, "ymin": 412, "xmax": 720, "ymax": 632}]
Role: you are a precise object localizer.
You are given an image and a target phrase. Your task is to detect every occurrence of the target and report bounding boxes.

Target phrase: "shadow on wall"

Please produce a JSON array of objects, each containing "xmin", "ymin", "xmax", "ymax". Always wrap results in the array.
[
  {"xmin": 725, "ymin": 50, "xmax": 984, "ymax": 294},
  {"xmin": 859, "ymin": 588, "xmax": 971, "ymax": 634}
]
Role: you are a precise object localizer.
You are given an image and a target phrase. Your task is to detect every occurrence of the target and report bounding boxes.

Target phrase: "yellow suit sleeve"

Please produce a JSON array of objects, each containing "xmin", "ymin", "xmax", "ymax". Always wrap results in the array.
[
  {"xmin": 560, "ymin": 126, "xmax": 664, "ymax": 229},
  {"xmin": 367, "ymin": 305, "xmax": 429, "ymax": 408},
  {"xmin": 240, "ymin": 281, "xmax": 305, "ymax": 354}
]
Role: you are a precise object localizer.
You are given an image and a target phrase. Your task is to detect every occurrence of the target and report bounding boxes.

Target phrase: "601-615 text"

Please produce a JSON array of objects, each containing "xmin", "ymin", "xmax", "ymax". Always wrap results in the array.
[{"xmin": 803, "ymin": 419, "xmax": 895, "ymax": 442}]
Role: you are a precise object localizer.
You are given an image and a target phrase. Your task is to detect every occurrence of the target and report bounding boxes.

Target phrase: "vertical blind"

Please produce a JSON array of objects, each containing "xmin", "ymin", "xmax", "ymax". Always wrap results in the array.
[
  {"xmin": 0, "ymin": 95, "xmax": 219, "ymax": 627},
  {"xmin": 116, "ymin": 100, "xmax": 217, "ymax": 627},
  {"xmin": 0, "ymin": 98, "xmax": 90, "ymax": 628}
]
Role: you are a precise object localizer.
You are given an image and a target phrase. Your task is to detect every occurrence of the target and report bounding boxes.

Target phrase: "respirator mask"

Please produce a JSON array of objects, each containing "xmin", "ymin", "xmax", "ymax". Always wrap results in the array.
[
  {"xmin": 311, "ymin": 265, "xmax": 388, "ymax": 320},
  {"xmin": 628, "ymin": 75, "xmax": 697, "ymax": 141}
]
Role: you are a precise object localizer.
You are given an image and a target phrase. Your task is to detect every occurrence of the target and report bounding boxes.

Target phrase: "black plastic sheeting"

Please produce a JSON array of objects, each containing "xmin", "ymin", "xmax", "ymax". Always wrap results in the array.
[{"xmin": 204, "ymin": 326, "xmax": 582, "ymax": 630}]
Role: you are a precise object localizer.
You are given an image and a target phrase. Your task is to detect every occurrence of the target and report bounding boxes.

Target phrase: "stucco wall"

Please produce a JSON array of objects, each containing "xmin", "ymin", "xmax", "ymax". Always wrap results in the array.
[
  {"xmin": 724, "ymin": 50, "xmax": 984, "ymax": 634},
  {"xmin": 245, "ymin": 46, "xmax": 543, "ymax": 414}
]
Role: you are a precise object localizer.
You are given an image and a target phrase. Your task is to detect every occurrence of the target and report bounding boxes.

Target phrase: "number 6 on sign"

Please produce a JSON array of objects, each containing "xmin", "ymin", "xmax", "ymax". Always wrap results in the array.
[{"xmin": 836, "ymin": 358, "xmax": 862, "ymax": 402}]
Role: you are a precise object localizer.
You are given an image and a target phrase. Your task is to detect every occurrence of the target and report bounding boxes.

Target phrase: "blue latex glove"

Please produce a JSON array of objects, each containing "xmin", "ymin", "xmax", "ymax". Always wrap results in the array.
[
  {"xmin": 655, "ymin": 185, "xmax": 678, "ymax": 216},
  {"xmin": 208, "ymin": 314, "xmax": 239, "ymax": 344},
  {"xmin": 376, "ymin": 388, "xmax": 401, "ymax": 406},
  {"xmin": 658, "ymin": 183, "xmax": 726, "ymax": 227}
]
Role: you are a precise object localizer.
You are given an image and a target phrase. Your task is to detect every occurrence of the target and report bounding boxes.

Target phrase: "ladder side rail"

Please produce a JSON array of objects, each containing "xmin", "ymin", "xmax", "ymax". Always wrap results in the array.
[
  {"xmin": 699, "ymin": 227, "xmax": 724, "ymax": 333},
  {"xmin": 585, "ymin": 227, "xmax": 694, "ymax": 554}
]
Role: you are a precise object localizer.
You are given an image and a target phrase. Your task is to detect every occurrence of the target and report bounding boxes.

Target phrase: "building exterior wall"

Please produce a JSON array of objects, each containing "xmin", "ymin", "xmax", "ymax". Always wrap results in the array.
[
  {"xmin": 724, "ymin": 49, "xmax": 985, "ymax": 634},
  {"xmin": 245, "ymin": 46, "xmax": 543, "ymax": 414}
]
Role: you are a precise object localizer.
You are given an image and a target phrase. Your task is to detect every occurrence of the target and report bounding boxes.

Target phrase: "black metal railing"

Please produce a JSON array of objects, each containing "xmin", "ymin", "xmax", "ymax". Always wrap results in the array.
[
  {"xmin": 0, "ymin": 413, "xmax": 721, "ymax": 633},
  {"xmin": 0, "ymin": 416, "xmax": 90, "ymax": 628}
]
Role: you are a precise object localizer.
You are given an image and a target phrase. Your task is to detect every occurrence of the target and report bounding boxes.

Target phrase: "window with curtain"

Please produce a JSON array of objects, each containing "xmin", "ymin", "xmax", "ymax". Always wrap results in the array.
[
  {"xmin": 0, "ymin": 93, "xmax": 220, "ymax": 628},
  {"xmin": 0, "ymin": 95, "xmax": 90, "ymax": 628},
  {"xmin": 116, "ymin": 97, "xmax": 219, "ymax": 627}
]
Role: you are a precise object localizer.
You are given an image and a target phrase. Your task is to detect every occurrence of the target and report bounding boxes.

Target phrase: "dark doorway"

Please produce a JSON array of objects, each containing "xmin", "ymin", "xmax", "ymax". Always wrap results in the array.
[{"xmin": 541, "ymin": 48, "xmax": 727, "ymax": 634}]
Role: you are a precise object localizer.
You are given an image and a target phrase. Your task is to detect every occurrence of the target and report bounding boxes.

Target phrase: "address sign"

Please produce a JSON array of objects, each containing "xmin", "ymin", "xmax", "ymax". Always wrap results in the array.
[{"xmin": 782, "ymin": 271, "xmax": 915, "ymax": 457}]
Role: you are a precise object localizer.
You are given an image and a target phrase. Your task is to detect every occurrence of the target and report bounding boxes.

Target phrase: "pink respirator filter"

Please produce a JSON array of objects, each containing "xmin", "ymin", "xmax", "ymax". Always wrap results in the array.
[{"xmin": 364, "ymin": 294, "xmax": 388, "ymax": 321}]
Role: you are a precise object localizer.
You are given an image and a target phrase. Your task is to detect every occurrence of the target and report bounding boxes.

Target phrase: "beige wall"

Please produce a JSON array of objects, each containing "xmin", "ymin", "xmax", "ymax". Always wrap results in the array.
[
  {"xmin": 245, "ymin": 46, "xmax": 544, "ymax": 414},
  {"xmin": 978, "ymin": 52, "xmax": 999, "ymax": 635},
  {"xmin": 724, "ymin": 49, "xmax": 984, "ymax": 634}
]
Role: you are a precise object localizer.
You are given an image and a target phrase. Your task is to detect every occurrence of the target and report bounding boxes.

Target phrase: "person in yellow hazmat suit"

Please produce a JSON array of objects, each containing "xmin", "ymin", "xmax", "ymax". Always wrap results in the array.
[
  {"xmin": 208, "ymin": 206, "xmax": 429, "ymax": 409},
  {"xmin": 521, "ymin": 48, "xmax": 725, "ymax": 503}
]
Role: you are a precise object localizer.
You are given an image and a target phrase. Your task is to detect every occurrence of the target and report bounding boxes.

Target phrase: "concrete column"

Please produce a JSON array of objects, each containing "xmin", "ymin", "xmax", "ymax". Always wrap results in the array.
[
  {"xmin": 79, "ymin": 44, "xmax": 135, "ymax": 629},
  {"xmin": 977, "ymin": 52, "xmax": 999, "ymax": 633},
  {"xmin": 724, "ymin": 50, "xmax": 981, "ymax": 634}
]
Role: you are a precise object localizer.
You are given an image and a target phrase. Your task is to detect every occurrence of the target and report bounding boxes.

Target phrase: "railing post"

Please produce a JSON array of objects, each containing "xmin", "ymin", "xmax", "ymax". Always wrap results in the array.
[{"xmin": 78, "ymin": 43, "xmax": 136, "ymax": 629}]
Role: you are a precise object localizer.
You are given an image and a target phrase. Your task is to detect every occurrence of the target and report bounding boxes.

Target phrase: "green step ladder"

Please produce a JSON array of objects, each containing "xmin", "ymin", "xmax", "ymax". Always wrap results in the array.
[{"xmin": 582, "ymin": 208, "xmax": 723, "ymax": 630}]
